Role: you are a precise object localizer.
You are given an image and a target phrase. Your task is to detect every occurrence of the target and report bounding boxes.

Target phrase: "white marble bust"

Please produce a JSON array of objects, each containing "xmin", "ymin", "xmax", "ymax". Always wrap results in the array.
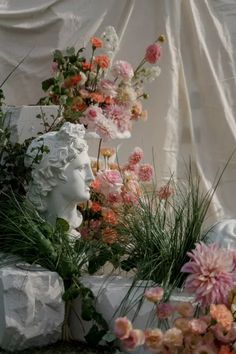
[{"xmin": 25, "ymin": 122, "xmax": 94, "ymax": 238}]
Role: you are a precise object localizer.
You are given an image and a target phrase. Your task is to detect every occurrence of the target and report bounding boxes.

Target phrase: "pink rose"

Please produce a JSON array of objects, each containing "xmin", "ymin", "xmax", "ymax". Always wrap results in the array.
[
  {"xmin": 145, "ymin": 43, "xmax": 162, "ymax": 64},
  {"xmin": 114, "ymin": 317, "xmax": 132, "ymax": 340},
  {"xmin": 138, "ymin": 164, "xmax": 154, "ymax": 182},
  {"xmin": 111, "ymin": 60, "xmax": 134, "ymax": 81},
  {"xmin": 144, "ymin": 287, "xmax": 164, "ymax": 303},
  {"xmin": 122, "ymin": 329, "xmax": 145, "ymax": 351}
]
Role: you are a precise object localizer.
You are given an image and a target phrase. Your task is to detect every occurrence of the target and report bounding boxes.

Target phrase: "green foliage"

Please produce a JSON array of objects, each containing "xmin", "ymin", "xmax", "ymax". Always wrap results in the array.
[
  {"xmin": 116, "ymin": 165, "xmax": 221, "ymax": 293},
  {"xmin": 0, "ymin": 193, "xmax": 109, "ymax": 343}
]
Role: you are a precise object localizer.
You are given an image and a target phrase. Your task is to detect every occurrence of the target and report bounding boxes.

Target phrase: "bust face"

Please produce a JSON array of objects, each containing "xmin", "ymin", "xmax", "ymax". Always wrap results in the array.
[{"xmin": 56, "ymin": 150, "xmax": 95, "ymax": 203}]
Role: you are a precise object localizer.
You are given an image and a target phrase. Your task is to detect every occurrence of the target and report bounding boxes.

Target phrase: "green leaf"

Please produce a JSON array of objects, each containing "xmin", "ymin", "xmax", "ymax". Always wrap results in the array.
[
  {"xmin": 81, "ymin": 302, "xmax": 95, "ymax": 321},
  {"xmin": 102, "ymin": 331, "xmax": 116, "ymax": 343},
  {"xmin": 56, "ymin": 218, "xmax": 70, "ymax": 232},
  {"xmin": 42, "ymin": 77, "xmax": 55, "ymax": 91},
  {"xmin": 84, "ymin": 325, "xmax": 107, "ymax": 346}
]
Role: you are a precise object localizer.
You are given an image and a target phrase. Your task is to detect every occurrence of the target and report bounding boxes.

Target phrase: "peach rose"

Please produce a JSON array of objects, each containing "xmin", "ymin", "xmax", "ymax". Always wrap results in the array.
[
  {"xmin": 145, "ymin": 329, "xmax": 163, "ymax": 351},
  {"xmin": 114, "ymin": 317, "xmax": 132, "ymax": 340},
  {"xmin": 144, "ymin": 287, "xmax": 164, "ymax": 303},
  {"xmin": 122, "ymin": 329, "xmax": 145, "ymax": 351},
  {"xmin": 210, "ymin": 304, "xmax": 233, "ymax": 331}
]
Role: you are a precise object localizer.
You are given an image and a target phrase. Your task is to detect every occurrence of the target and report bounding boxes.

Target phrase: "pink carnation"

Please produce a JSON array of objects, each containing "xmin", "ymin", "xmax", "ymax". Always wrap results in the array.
[
  {"xmin": 98, "ymin": 79, "xmax": 117, "ymax": 97},
  {"xmin": 97, "ymin": 170, "xmax": 122, "ymax": 197},
  {"xmin": 107, "ymin": 191, "xmax": 122, "ymax": 205},
  {"xmin": 104, "ymin": 104, "xmax": 131, "ymax": 133},
  {"xmin": 138, "ymin": 164, "xmax": 154, "ymax": 182},
  {"xmin": 145, "ymin": 43, "xmax": 162, "ymax": 64},
  {"xmin": 111, "ymin": 60, "xmax": 134, "ymax": 81},
  {"xmin": 94, "ymin": 116, "xmax": 117, "ymax": 141},
  {"xmin": 81, "ymin": 105, "xmax": 103, "ymax": 129},
  {"xmin": 128, "ymin": 147, "xmax": 144, "ymax": 165},
  {"xmin": 181, "ymin": 242, "xmax": 234, "ymax": 307}
]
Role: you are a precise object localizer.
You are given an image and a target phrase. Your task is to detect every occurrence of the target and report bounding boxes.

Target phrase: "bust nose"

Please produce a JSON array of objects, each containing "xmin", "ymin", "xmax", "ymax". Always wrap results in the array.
[{"xmin": 85, "ymin": 164, "xmax": 95, "ymax": 183}]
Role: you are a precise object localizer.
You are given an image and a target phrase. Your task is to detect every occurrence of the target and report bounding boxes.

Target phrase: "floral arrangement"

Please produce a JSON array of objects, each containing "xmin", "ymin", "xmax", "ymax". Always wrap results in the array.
[
  {"xmin": 41, "ymin": 26, "xmax": 164, "ymax": 140},
  {"xmin": 114, "ymin": 242, "xmax": 236, "ymax": 354}
]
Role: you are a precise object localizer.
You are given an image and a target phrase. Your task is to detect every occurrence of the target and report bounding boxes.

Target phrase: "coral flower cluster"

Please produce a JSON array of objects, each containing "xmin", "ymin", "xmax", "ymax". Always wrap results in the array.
[
  {"xmin": 42, "ymin": 27, "xmax": 163, "ymax": 141},
  {"xmin": 114, "ymin": 283, "xmax": 236, "ymax": 353}
]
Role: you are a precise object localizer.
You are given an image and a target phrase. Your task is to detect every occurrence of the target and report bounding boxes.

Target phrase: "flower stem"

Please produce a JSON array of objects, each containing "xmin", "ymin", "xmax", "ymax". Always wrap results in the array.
[{"xmin": 97, "ymin": 138, "xmax": 102, "ymax": 172}]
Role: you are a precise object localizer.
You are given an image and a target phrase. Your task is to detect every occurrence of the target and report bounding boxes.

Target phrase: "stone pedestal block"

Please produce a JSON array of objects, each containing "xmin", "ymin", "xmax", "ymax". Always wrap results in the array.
[
  {"xmin": 0, "ymin": 264, "xmax": 65, "ymax": 352},
  {"xmin": 70, "ymin": 276, "xmax": 195, "ymax": 354},
  {"xmin": 4, "ymin": 105, "xmax": 60, "ymax": 144}
]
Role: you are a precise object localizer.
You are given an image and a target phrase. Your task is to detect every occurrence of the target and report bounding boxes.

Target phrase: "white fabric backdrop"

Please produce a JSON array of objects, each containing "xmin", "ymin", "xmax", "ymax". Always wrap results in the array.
[{"xmin": 1, "ymin": 0, "xmax": 236, "ymax": 221}]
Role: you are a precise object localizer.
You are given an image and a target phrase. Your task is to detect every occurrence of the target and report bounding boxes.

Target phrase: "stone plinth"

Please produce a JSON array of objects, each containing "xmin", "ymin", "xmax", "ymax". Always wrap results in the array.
[{"xmin": 0, "ymin": 263, "xmax": 65, "ymax": 352}]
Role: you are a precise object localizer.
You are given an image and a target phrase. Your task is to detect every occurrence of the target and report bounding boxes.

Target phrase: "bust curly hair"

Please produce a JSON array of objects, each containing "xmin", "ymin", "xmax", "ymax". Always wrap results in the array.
[{"xmin": 25, "ymin": 122, "xmax": 88, "ymax": 212}]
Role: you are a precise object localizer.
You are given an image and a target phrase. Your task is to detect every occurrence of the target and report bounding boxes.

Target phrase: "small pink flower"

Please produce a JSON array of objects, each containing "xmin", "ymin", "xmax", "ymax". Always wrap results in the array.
[
  {"xmin": 157, "ymin": 184, "xmax": 173, "ymax": 200},
  {"xmin": 94, "ymin": 116, "xmax": 117, "ymax": 141},
  {"xmin": 174, "ymin": 317, "xmax": 190, "ymax": 333},
  {"xmin": 98, "ymin": 79, "xmax": 117, "ymax": 97},
  {"xmin": 51, "ymin": 61, "xmax": 58, "ymax": 73},
  {"xmin": 114, "ymin": 317, "xmax": 132, "ymax": 340},
  {"xmin": 81, "ymin": 105, "xmax": 104, "ymax": 129},
  {"xmin": 144, "ymin": 287, "xmax": 164, "ymax": 303},
  {"xmin": 121, "ymin": 191, "xmax": 139, "ymax": 205},
  {"xmin": 145, "ymin": 43, "xmax": 162, "ymax": 64},
  {"xmin": 156, "ymin": 303, "xmax": 175, "ymax": 319},
  {"xmin": 138, "ymin": 164, "xmax": 154, "ymax": 182},
  {"xmin": 111, "ymin": 60, "xmax": 134, "ymax": 81},
  {"xmin": 97, "ymin": 170, "xmax": 122, "ymax": 197},
  {"xmin": 176, "ymin": 302, "xmax": 194, "ymax": 318},
  {"xmin": 104, "ymin": 104, "xmax": 131, "ymax": 133},
  {"xmin": 212, "ymin": 323, "xmax": 236, "ymax": 344},
  {"xmin": 193, "ymin": 344, "xmax": 217, "ymax": 354},
  {"xmin": 107, "ymin": 191, "xmax": 122, "ymax": 205},
  {"xmin": 122, "ymin": 329, "xmax": 145, "ymax": 351},
  {"xmin": 189, "ymin": 319, "xmax": 208, "ymax": 335},
  {"xmin": 128, "ymin": 147, "xmax": 144, "ymax": 165}
]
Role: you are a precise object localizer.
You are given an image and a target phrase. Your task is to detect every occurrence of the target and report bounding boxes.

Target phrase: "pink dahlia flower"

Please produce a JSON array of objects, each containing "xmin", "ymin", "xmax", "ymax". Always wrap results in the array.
[
  {"xmin": 145, "ymin": 43, "xmax": 162, "ymax": 64},
  {"xmin": 181, "ymin": 242, "xmax": 234, "ymax": 307},
  {"xmin": 111, "ymin": 60, "xmax": 134, "ymax": 81}
]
